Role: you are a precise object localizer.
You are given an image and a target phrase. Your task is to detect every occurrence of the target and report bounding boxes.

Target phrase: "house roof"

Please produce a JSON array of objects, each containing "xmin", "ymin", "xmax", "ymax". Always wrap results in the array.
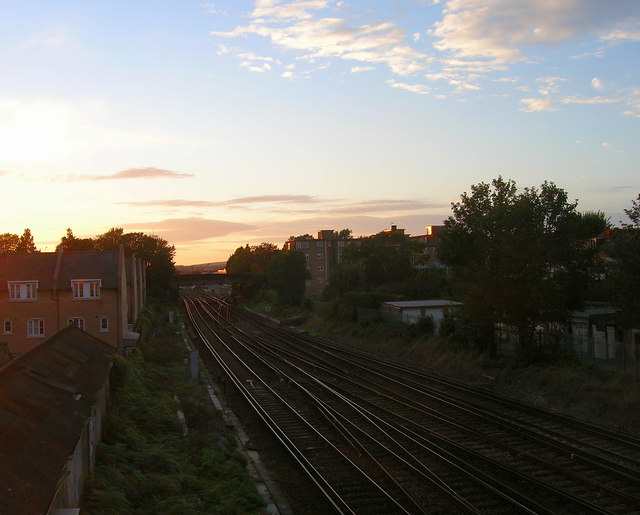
[
  {"xmin": 382, "ymin": 300, "xmax": 462, "ymax": 309},
  {"xmin": 57, "ymin": 251, "xmax": 120, "ymax": 289},
  {"xmin": 0, "ymin": 325, "xmax": 116, "ymax": 515},
  {"xmin": 0, "ymin": 250, "xmax": 121, "ymax": 291},
  {"xmin": 0, "ymin": 253, "xmax": 59, "ymax": 290}
]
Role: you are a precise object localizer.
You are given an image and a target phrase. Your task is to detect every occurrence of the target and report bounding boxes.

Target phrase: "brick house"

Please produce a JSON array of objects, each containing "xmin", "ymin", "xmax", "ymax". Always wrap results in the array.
[{"xmin": 0, "ymin": 246, "xmax": 144, "ymax": 357}]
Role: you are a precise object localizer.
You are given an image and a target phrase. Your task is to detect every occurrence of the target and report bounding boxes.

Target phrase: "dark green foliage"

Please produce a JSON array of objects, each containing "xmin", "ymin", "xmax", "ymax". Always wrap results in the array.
[
  {"xmin": 82, "ymin": 306, "xmax": 263, "ymax": 514},
  {"xmin": 267, "ymin": 250, "xmax": 309, "ymax": 306},
  {"xmin": 609, "ymin": 194, "xmax": 640, "ymax": 329},
  {"xmin": 341, "ymin": 230, "xmax": 422, "ymax": 288},
  {"xmin": 438, "ymin": 177, "xmax": 609, "ymax": 360}
]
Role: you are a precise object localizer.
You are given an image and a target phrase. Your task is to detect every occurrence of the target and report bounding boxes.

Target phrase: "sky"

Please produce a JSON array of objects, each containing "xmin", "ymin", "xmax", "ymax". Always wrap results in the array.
[{"xmin": 1, "ymin": 0, "xmax": 639, "ymax": 265}]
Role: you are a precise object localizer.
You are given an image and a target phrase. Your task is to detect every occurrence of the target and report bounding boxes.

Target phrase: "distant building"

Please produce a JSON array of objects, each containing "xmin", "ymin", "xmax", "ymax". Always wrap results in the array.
[
  {"xmin": 380, "ymin": 299, "xmax": 462, "ymax": 329},
  {"xmin": 285, "ymin": 230, "xmax": 360, "ymax": 297},
  {"xmin": 0, "ymin": 246, "xmax": 144, "ymax": 357},
  {"xmin": 0, "ymin": 325, "xmax": 116, "ymax": 514},
  {"xmin": 410, "ymin": 225, "xmax": 446, "ymax": 268}
]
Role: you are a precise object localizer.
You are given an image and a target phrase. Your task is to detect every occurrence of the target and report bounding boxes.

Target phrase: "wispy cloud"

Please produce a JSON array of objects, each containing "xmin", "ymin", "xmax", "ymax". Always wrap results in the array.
[
  {"xmin": 75, "ymin": 167, "xmax": 194, "ymax": 181},
  {"xmin": 209, "ymin": 0, "xmax": 639, "ymax": 111},
  {"xmin": 601, "ymin": 142, "xmax": 625, "ymax": 153},
  {"xmin": 124, "ymin": 217, "xmax": 252, "ymax": 243},
  {"xmin": 121, "ymin": 194, "xmax": 320, "ymax": 208}
]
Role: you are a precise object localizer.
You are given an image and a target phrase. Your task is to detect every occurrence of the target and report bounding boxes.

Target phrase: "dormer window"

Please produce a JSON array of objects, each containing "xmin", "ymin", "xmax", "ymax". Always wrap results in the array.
[
  {"xmin": 8, "ymin": 281, "xmax": 38, "ymax": 301},
  {"xmin": 71, "ymin": 279, "xmax": 101, "ymax": 299}
]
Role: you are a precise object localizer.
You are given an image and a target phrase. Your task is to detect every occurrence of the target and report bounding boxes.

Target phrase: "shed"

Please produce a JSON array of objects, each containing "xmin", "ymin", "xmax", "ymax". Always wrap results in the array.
[
  {"xmin": 381, "ymin": 300, "xmax": 462, "ymax": 328},
  {"xmin": 0, "ymin": 325, "xmax": 115, "ymax": 514}
]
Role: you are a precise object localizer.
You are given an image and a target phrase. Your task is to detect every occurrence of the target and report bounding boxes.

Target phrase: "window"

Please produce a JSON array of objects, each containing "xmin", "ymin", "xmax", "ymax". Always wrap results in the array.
[
  {"xmin": 316, "ymin": 241, "xmax": 324, "ymax": 247},
  {"xmin": 68, "ymin": 317, "xmax": 85, "ymax": 331},
  {"xmin": 100, "ymin": 317, "xmax": 109, "ymax": 332},
  {"xmin": 316, "ymin": 253, "xmax": 323, "ymax": 259},
  {"xmin": 317, "ymin": 277, "xmax": 324, "ymax": 283},
  {"xmin": 71, "ymin": 280, "xmax": 101, "ymax": 299},
  {"xmin": 27, "ymin": 319, "xmax": 45, "ymax": 338},
  {"xmin": 317, "ymin": 266, "xmax": 324, "ymax": 271},
  {"xmin": 304, "ymin": 253, "xmax": 309, "ymax": 261},
  {"xmin": 8, "ymin": 281, "xmax": 38, "ymax": 301},
  {"xmin": 296, "ymin": 241, "xmax": 309, "ymax": 249},
  {"xmin": 3, "ymin": 320, "xmax": 12, "ymax": 335}
]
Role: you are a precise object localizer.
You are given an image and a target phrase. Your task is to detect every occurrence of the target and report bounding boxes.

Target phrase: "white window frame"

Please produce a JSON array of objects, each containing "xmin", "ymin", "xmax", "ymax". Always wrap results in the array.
[
  {"xmin": 296, "ymin": 241, "xmax": 310, "ymax": 249},
  {"xmin": 316, "ymin": 253, "xmax": 323, "ymax": 259},
  {"xmin": 99, "ymin": 316, "xmax": 109, "ymax": 332},
  {"xmin": 317, "ymin": 265, "xmax": 324, "ymax": 271},
  {"xmin": 316, "ymin": 241, "xmax": 324, "ymax": 247},
  {"xmin": 3, "ymin": 319, "xmax": 12, "ymax": 335},
  {"xmin": 71, "ymin": 279, "xmax": 101, "ymax": 299},
  {"xmin": 8, "ymin": 281, "xmax": 38, "ymax": 301},
  {"xmin": 27, "ymin": 318, "xmax": 45, "ymax": 338},
  {"xmin": 67, "ymin": 317, "xmax": 86, "ymax": 331}
]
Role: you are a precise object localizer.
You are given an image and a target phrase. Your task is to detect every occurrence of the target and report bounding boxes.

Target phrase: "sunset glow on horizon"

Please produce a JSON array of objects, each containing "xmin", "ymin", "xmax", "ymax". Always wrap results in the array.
[{"xmin": 2, "ymin": 1, "xmax": 639, "ymax": 265}]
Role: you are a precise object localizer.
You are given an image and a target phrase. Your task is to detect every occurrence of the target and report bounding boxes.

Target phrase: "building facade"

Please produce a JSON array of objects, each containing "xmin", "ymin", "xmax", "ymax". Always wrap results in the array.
[
  {"xmin": 285, "ymin": 230, "xmax": 360, "ymax": 297},
  {"xmin": 0, "ymin": 246, "xmax": 144, "ymax": 356}
]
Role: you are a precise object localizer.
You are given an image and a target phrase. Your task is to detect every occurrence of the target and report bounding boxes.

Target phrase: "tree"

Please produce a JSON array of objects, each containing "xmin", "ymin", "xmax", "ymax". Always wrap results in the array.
[
  {"xmin": 267, "ymin": 250, "xmax": 309, "ymax": 306},
  {"xmin": 0, "ymin": 233, "xmax": 19, "ymax": 253},
  {"xmin": 341, "ymin": 230, "xmax": 421, "ymax": 289},
  {"xmin": 610, "ymin": 194, "xmax": 640, "ymax": 329},
  {"xmin": 15, "ymin": 228, "xmax": 38, "ymax": 253},
  {"xmin": 438, "ymin": 177, "xmax": 608, "ymax": 359},
  {"xmin": 56, "ymin": 228, "xmax": 95, "ymax": 251},
  {"xmin": 93, "ymin": 227, "xmax": 176, "ymax": 298},
  {"xmin": 226, "ymin": 243, "xmax": 279, "ymax": 277}
]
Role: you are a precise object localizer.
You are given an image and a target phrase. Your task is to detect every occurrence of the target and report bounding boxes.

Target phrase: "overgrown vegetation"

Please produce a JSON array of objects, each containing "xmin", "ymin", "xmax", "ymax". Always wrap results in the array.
[
  {"xmin": 300, "ymin": 314, "xmax": 640, "ymax": 434},
  {"xmin": 82, "ymin": 304, "xmax": 263, "ymax": 514}
]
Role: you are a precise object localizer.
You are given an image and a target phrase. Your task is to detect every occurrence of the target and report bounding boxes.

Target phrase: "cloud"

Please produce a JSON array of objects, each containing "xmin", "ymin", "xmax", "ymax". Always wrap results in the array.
[
  {"xmin": 350, "ymin": 65, "xmax": 375, "ymax": 73},
  {"xmin": 591, "ymin": 77, "xmax": 603, "ymax": 90},
  {"xmin": 520, "ymin": 97, "xmax": 557, "ymax": 112},
  {"xmin": 123, "ymin": 217, "xmax": 253, "ymax": 243},
  {"xmin": 212, "ymin": 5, "xmax": 432, "ymax": 78},
  {"xmin": 0, "ymin": 170, "xmax": 10, "ymax": 176},
  {"xmin": 77, "ymin": 167, "xmax": 195, "ymax": 181},
  {"xmin": 601, "ymin": 142, "xmax": 624, "ymax": 153},
  {"xmin": 387, "ymin": 80, "xmax": 430, "ymax": 95},
  {"xmin": 431, "ymin": 0, "xmax": 638, "ymax": 67},
  {"xmin": 122, "ymin": 194, "xmax": 319, "ymax": 208}
]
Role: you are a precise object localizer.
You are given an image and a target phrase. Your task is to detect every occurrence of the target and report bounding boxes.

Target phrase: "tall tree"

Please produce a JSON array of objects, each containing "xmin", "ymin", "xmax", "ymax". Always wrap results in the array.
[
  {"xmin": 15, "ymin": 228, "xmax": 38, "ymax": 253},
  {"xmin": 93, "ymin": 227, "xmax": 176, "ymax": 298},
  {"xmin": 267, "ymin": 250, "xmax": 309, "ymax": 305},
  {"xmin": 610, "ymin": 194, "xmax": 640, "ymax": 329},
  {"xmin": 438, "ymin": 177, "xmax": 608, "ymax": 359}
]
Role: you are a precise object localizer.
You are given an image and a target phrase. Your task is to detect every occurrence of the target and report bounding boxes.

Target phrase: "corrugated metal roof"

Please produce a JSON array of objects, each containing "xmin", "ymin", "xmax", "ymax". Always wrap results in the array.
[{"xmin": 0, "ymin": 325, "xmax": 115, "ymax": 515}]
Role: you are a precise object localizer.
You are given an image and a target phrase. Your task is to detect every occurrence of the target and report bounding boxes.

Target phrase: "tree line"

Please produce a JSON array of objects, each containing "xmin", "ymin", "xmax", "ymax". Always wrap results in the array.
[
  {"xmin": 1, "ymin": 227, "xmax": 176, "ymax": 299},
  {"xmin": 226, "ymin": 177, "xmax": 640, "ymax": 362}
]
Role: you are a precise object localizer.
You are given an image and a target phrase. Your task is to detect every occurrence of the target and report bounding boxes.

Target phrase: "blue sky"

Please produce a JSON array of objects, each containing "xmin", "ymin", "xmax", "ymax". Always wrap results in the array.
[{"xmin": 1, "ymin": 0, "xmax": 639, "ymax": 264}]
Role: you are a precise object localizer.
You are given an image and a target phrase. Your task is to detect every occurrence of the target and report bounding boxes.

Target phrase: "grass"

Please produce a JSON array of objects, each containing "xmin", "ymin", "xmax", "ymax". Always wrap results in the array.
[{"xmin": 81, "ymin": 305, "xmax": 264, "ymax": 515}]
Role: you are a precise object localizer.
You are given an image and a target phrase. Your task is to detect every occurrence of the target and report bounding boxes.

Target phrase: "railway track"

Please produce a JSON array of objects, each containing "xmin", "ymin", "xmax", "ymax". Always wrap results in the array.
[{"xmin": 182, "ymin": 293, "xmax": 640, "ymax": 514}]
